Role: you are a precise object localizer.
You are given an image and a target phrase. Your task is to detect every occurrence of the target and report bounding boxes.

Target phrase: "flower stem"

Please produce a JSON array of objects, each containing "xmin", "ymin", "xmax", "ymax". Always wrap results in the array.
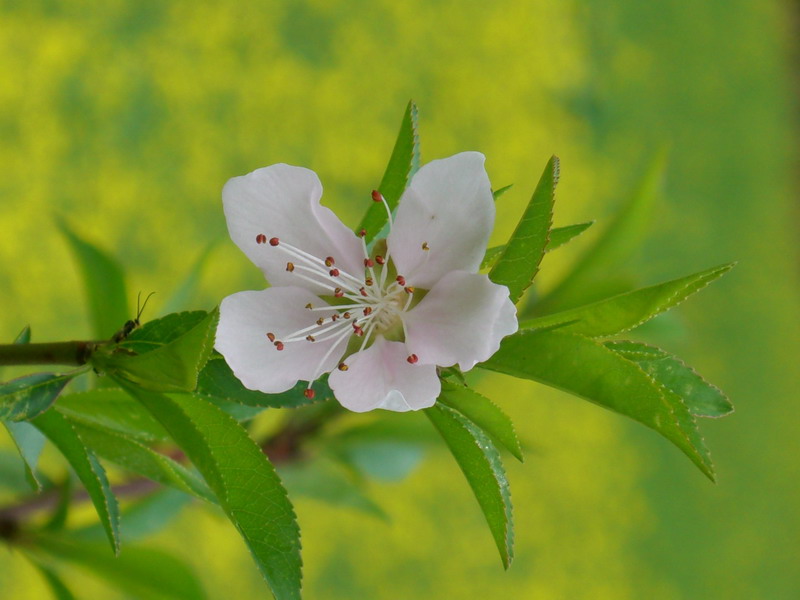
[{"xmin": 0, "ymin": 341, "xmax": 103, "ymax": 367}]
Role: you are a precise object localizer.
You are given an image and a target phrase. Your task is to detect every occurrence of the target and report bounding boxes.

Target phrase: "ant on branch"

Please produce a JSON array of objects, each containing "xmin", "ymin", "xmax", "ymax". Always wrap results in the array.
[{"xmin": 111, "ymin": 291, "xmax": 155, "ymax": 343}]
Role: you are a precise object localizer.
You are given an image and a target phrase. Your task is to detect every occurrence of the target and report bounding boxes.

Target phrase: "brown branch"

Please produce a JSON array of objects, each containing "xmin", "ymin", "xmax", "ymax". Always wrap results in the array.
[{"xmin": 0, "ymin": 341, "xmax": 104, "ymax": 367}]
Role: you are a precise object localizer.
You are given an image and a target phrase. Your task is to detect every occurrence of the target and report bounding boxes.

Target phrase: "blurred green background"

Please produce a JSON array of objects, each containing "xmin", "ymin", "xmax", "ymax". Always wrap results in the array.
[{"xmin": 1, "ymin": 0, "xmax": 798, "ymax": 598}]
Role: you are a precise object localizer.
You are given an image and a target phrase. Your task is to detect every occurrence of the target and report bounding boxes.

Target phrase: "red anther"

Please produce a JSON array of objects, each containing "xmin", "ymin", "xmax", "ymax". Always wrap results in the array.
[
  {"xmin": 360, "ymin": 287, "xmax": 368, "ymax": 297},
  {"xmin": 274, "ymin": 341, "xmax": 285, "ymax": 351},
  {"xmin": 371, "ymin": 189, "xmax": 382, "ymax": 202},
  {"xmin": 407, "ymin": 354, "xmax": 418, "ymax": 364},
  {"xmin": 304, "ymin": 388, "xmax": 315, "ymax": 399},
  {"xmin": 329, "ymin": 268, "xmax": 340, "ymax": 277},
  {"xmin": 332, "ymin": 314, "xmax": 339, "ymax": 321},
  {"xmin": 342, "ymin": 312, "xmax": 351, "ymax": 319},
  {"xmin": 375, "ymin": 255, "xmax": 385, "ymax": 265},
  {"xmin": 422, "ymin": 242, "xmax": 430, "ymax": 251},
  {"xmin": 305, "ymin": 303, "xmax": 313, "ymax": 309},
  {"xmin": 286, "ymin": 262, "xmax": 295, "ymax": 272},
  {"xmin": 266, "ymin": 332, "xmax": 276, "ymax": 342},
  {"xmin": 396, "ymin": 275, "xmax": 406, "ymax": 286},
  {"xmin": 256, "ymin": 233, "xmax": 267, "ymax": 244},
  {"xmin": 334, "ymin": 287, "xmax": 344, "ymax": 298},
  {"xmin": 363, "ymin": 307, "xmax": 373, "ymax": 316},
  {"xmin": 359, "ymin": 228, "xmax": 367, "ymax": 238},
  {"xmin": 338, "ymin": 362, "xmax": 349, "ymax": 371},
  {"xmin": 316, "ymin": 318, "xmax": 325, "ymax": 326},
  {"xmin": 364, "ymin": 258, "xmax": 374, "ymax": 268},
  {"xmin": 365, "ymin": 277, "xmax": 374, "ymax": 286},
  {"xmin": 269, "ymin": 237, "xmax": 280, "ymax": 246},
  {"xmin": 353, "ymin": 325, "xmax": 364, "ymax": 337},
  {"xmin": 404, "ymin": 286, "xmax": 415, "ymax": 294},
  {"xmin": 306, "ymin": 335, "xmax": 316, "ymax": 342},
  {"xmin": 325, "ymin": 256, "xmax": 335, "ymax": 267}
]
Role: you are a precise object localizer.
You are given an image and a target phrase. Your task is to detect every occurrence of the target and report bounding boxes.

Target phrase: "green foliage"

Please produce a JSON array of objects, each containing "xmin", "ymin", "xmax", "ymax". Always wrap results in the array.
[
  {"xmin": 26, "ymin": 556, "xmax": 78, "ymax": 600},
  {"xmin": 14, "ymin": 325, "xmax": 31, "ymax": 345},
  {"xmin": 31, "ymin": 409, "xmax": 122, "ymax": 553},
  {"xmin": 489, "ymin": 156, "xmax": 559, "ymax": 303},
  {"xmin": 0, "ymin": 372, "xmax": 76, "ymax": 422},
  {"xmin": 492, "ymin": 184, "xmax": 514, "ymax": 200},
  {"xmin": 3, "ymin": 420, "xmax": 45, "ymax": 491},
  {"xmin": 426, "ymin": 403, "xmax": 514, "ymax": 568},
  {"xmin": 606, "ymin": 341, "xmax": 733, "ymax": 418},
  {"xmin": 480, "ymin": 329, "xmax": 715, "ymax": 480},
  {"xmin": 58, "ymin": 220, "xmax": 129, "ymax": 339},
  {"xmin": 121, "ymin": 385, "xmax": 302, "ymax": 600},
  {"xmin": 481, "ymin": 221, "xmax": 594, "ymax": 270},
  {"xmin": 520, "ymin": 263, "xmax": 735, "ymax": 336},
  {"xmin": 160, "ymin": 242, "xmax": 218, "ymax": 315},
  {"xmin": 33, "ymin": 535, "xmax": 207, "ymax": 600},
  {"xmin": 438, "ymin": 381, "xmax": 523, "ymax": 461},
  {"xmin": 357, "ymin": 100, "xmax": 419, "ymax": 243}
]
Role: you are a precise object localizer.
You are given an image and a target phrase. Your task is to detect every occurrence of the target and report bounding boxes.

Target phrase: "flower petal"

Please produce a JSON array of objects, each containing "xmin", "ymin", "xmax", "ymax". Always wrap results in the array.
[
  {"xmin": 223, "ymin": 164, "xmax": 364, "ymax": 294},
  {"xmin": 404, "ymin": 271, "xmax": 518, "ymax": 371},
  {"xmin": 216, "ymin": 287, "xmax": 347, "ymax": 393},
  {"xmin": 328, "ymin": 337, "xmax": 440, "ymax": 413},
  {"xmin": 387, "ymin": 152, "xmax": 494, "ymax": 288}
]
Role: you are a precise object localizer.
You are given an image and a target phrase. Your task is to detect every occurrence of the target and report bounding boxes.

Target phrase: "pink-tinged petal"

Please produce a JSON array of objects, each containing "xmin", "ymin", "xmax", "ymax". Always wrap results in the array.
[
  {"xmin": 404, "ymin": 271, "xmax": 518, "ymax": 371},
  {"xmin": 216, "ymin": 287, "xmax": 347, "ymax": 394},
  {"xmin": 328, "ymin": 337, "xmax": 440, "ymax": 413},
  {"xmin": 388, "ymin": 152, "xmax": 494, "ymax": 288},
  {"xmin": 223, "ymin": 164, "xmax": 364, "ymax": 294}
]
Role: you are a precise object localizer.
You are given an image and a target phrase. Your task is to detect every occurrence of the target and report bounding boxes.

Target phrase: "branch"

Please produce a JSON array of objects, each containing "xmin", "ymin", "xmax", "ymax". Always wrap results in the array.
[{"xmin": 0, "ymin": 341, "xmax": 103, "ymax": 367}]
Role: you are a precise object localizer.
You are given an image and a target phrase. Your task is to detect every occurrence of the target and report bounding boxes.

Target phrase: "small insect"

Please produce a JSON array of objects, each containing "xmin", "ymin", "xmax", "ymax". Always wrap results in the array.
[{"xmin": 111, "ymin": 292, "xmax": 155, "ymax": 343}]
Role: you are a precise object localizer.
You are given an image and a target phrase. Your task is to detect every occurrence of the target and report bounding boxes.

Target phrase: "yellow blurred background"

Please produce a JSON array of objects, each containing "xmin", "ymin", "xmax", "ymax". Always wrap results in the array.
[{"xmin": 1, "ymin": 1, "xmax": 798, "ymax": 598}]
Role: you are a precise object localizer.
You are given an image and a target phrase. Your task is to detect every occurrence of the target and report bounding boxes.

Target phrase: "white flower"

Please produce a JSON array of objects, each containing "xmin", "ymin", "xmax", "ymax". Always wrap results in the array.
[{"xmin": 215, "ymin": 152, "xmax": 518, "ymax": 412}]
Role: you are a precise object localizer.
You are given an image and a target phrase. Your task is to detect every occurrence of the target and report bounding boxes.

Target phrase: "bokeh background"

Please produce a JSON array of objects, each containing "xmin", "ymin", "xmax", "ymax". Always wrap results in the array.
[{"xmin": 1, "ymin": 1, "xmax": 798, "ymax": 598}]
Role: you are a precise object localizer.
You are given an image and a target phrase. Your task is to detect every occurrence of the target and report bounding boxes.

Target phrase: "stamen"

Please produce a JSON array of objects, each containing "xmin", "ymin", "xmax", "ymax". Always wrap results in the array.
[
  {"xmin": 316, "ymin": 318, "xmax": 325, "ymax": 326},
  {"xmin": 306, "ymin": 335, "xmax": 315, "ymax": 342},
  {"xmin": 422, "ymin": 242, "xmax": 430, "ymax": 251},
  {"xmin": 363, "ymin": 307, "xmax": 373, "ymax": 316},
  {"xmin": 359, "ymin": 287, "xmax": 368, "ymax": 297},
  {"xmin": 256, "ymin": 233, "xmax": 267, "ymax": 244},
  {"xmin": 365, "ymin": 277, "xmax": 374, "ymax": 286},
  {"xmin": 329, "ymin": 268, "xmax": 340, "ymax": 277},
  {"xmin": 396, "ymin": 275, "xmax": 406, "ymax": 286},
  {"xmin": 269, "ymin": 237, "xmax": 280, "ymax": 246},
  {"xmin": 325, "ymin": 256, "xmax": 335, "ymax": 267},
  {"xmin": 407, "ymin": 354, "xmax": 418, "ymax": 364},
  {"xmin": 338, "ymin": 362, "xmax": 349, "ymax": 371},
  {"xmin": 304, "ymin": 388, "xmax": 315, "ymax": 399},
  {"xmin": 334, "ymin": 288, "xmax": 344, "ymax": 298},
  {"xmin": 267, "ymin": 332, "xmax": 275, "ymax": 342},
  {"xmin": 305, "ymin": 303, "xmax": 313, "ymax": 309},
  {"xmin": 375, "ymin": 255, "xmax": 385, "ymax": 265},
  {"xmin": 371, "ymin": 189, "xmax": 382, "ymax": 202},
  {"xmin": 274, "ymin": 341, "xmax": 285, "ymax": 351},
  {"xmin": 364, "ymin": 258, "xmax": 374, "ymax": 268},
  {"xmin": 359, "ymin": 228, "xmax": 367, "ymax": 238},
  {"xmin": 404, "ymin": 286, "xmax": 415, "ymax": 294},
  {"xmin": 342, "ymin": 312, "xmax": 351, "ymax": 319},
  {"xmin": 286, "ymin": 262, "xmax": 295, "ymax": 272}
]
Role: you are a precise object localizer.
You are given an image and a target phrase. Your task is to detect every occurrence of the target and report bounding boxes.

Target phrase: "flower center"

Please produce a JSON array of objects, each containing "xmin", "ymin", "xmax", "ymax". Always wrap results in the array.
[{"xmin": 254, "ymin": 191, "xmax": 428, "ymax": 398}]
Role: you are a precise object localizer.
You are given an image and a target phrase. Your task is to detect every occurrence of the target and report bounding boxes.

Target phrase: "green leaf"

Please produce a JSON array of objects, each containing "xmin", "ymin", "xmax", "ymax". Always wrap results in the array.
[
  {"xmin": 492, "ymin": 184, "xmax": 513, "ymax": 200},
  {"xmin": 481, "ymin": 221, "xmax": 595, "ymax": 271},
  {"xmin": 14, "ymin": 325, "xmax": 32, "ymax": 345},
  {"xmin": 31, "ymin": 409, "xmax": 121, "ymax": 553},
  {"xmin": 58, "ymin": 389, "xmax": 172, "ymax": 443},
  {"xmin": 121, "ymin": 385, "xmax": 302, "ymax": 600},
  {"xmin": 25, "ymin": 556, "xmax": 78, "ymax": 600},
  {"xmin": 3, "ymin": 420, "xmax": 46, "ymax": 490},
  {"xmin": 197, "ymin": 356, "xmax": 323, "ymax": 408},
  {"xmin": 489, "ymin": 156, "xmax": 559, "ymax": 303},
  {"xmin": 43, "ymin": 476, "xmax": 73, "ymax": 532},
  {"xmin": 34, "ymin": 535, "xmax": 207, "ymax": 600},
  {"xmin": 357, "ymin": 100, "xmax": 419, "ymax": 243},
  {"xmin": 160, "ymin": 242, "xmax": 218, "ymax": 315},
  {"xmin": 536, "ymin": 150, "xmax": 666, "ymax": 313},
  {"xmin": 124, "ymin": 311, "xmax": 209, "ymax": 350},
  {"xmin": 548, "ymin": 221, "xmax": 594, "ymax": 250},
  {"xmin": 606, "ymin": 341, "xmax": 733, "ymax": 418},
  {"xmin": 480, "ymin": 329, "xmax": 715, "ymax": 480},
  {"xmin": 520, "ymin": 263, "xmax": 734, "ymax": 336},
  {"xmin": 426, "ymin": 404, "xmax": 513, "ymax": 568},
  {"xmin": 438, "ymin": 381, "xmax": 523, "ymax": 461},
  {"xmin": 59, "ymin": 220, "xmax": 129, "ymax": 339},
  {"xmin": 95, "ymin": 309, "xmax": 218, "ymax": 392},
  {"xmin": 0, "ymin": 372, "xmax": 75, "ymax": 422},
  {"xmin": 69, "ymin": 417, "xmax": 215, "ymax": 502}
]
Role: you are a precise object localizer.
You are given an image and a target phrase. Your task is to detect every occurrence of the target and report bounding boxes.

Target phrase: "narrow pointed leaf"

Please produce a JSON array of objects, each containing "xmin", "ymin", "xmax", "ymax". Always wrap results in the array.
[
  {"xmin": 357, "ymin": 100, "xmax": 419, "ymax": 243},
  {"xmin": 120, "ymin": 385, "xmax": 302, "ymax": 600},
  {"xmin": 480, "ymin": 329, "xmax": 715, "ymax": 480},
  {"xmin": 14, "ymin": 325, "xmax": 32, "ymax": 344},
  {"xmin": 606, "ymin": 341, "xmax": 733, "ymax": 417},
  {"xmin": 492, "ymin": 184, "xmax": 513, "ymax": 200},
  {"xmin": 0, "ymin": 372, "xmax": 75, "ymax": 421},
  {"xmin": 481, "ymin": 221, "xmax": 595, "ymax": 270},
  {"xmin": 537, "ymin": 150, "xmax": 666, "ymax": 312},
  {"xmin": 34, "ymin": 535, "xmax": 207, "ymax": 600},
  {"xmin": 520, "ymin": 263, "xmax": 734, "ymax": 336},
  {"xmin": 489, "ymin": 156, "xmax": 559, "ymax": 303},
  {"xmin": 426, "ymin": 403, "xmax": 514, "ymax": 568},
  {"xmin": 69, "ymin": 418, "xmax": 215, "ymax": 502},
  {"xmin": 26, "ymin": 557, "xmax": 78, "ymax": 600},
  {"xmin": 31, "ymin": 410, "xmax": 121, "ymax": 552},
  {"xmin": 3, "ymin": 421, "xmax": 46, "ymax": 490},
  {"xmin": 438, "ymin": 381, "xmax": 523, "ymax": 461},
  {"xmin": 95, "ymin": 309, "xmax": 218, "ymax": 392},
  {"xmin": 161, "ymin": 242, "xmax": 218, "ymax": 315},
  {"xmin": 59, "ymin": 220, "xmax": 129, "ymax": 339}
]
